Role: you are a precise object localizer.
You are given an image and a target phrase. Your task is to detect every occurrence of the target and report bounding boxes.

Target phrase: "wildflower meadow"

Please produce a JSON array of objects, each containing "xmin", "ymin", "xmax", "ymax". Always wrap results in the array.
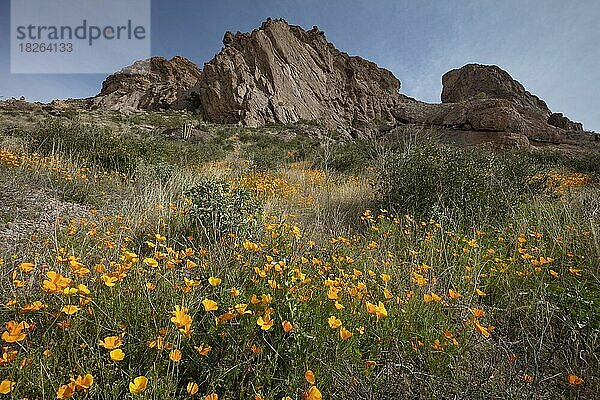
[{"xmin": 0, "ymin": 112, "xmax": 598, "ymax": 399}]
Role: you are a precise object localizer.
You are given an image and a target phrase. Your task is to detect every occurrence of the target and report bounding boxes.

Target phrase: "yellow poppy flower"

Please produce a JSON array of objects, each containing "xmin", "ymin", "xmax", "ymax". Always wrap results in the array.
[
  {"xmin": 375, "ymin": 302, "xmax": 388, "ymax": 319},
  {"xmin": 470, "ymin": 307, "xmax": 485, "ymax": 318},
  {"xmin": 305, "ymin": 386, "xmax": 322, "ymax": 400},
  {"xmin": 99, "ymin": 335, "xmax": 122, "ymax": 350},
  {"xmin": 170, "ymin": 349, "xmax": 182, "ymax": 362},
  {"xmin": 448, "ymin": 289, "xmax": 462, "ymax": 300},
  {"xmin": 100, "ymin": 275, "xmax": 118, "ymax": 287},
  {"xmin": 143, "ymin": 258, "xmax": 158, "ymax": 268},
  {"xmin": 327, "ymin": 287, "xmax": 339, "ymax": 300},
  {"xmin": 1, "ymin": 320, "xmax": 27, "ymax": 343},
  {"xmin": 257, "ymin": 314, "xmax": 274, "ymax": 331},
  {"xmin": 171, "ymin": 305, "xmax": 193, "ymax": 328},
  {"xmin": 567, "ymin": 374, "xmax": 584, "ymax": 385},
  {"xmin": 194, "ymin": 343, "xmax": 212, "ymax": 356},
  {"xmin": 18, "ymin": 262, "xmax": 35, "ymax": 272},
  {"xmin": 0, "ymin": 380, "xmax": 15, "ymax": 395},
  {"xmin": 366, "ymin": 302, "xmax": 377, "ymax": 314},
  {"xmin": 282, "ymin": 320, "xmax": 294, "ymax": 333},
  {"xmin": 56, "ymin": 382, "xmax": 76, "ymax": 399},
  {"xmin": 208, "ymin": 277, "xmax": 221, "ymax": 286},
  {"xmin": 20, "ymin": 301, "xmax": 46, "ymax": 312},
  {"xmin": 473, "ymin": 319, "xmax": 491, "ymax": 338},
  {"xmin": 339, "ymin": 326, "xmax": 353, "ymax": 340},
  {"xmin": 327, "ymin": 316, "xmax": 342, "ymax": 329},
  {"xmin": 129, "ymin": 376, "xmax": 148, "ymax": 394},
  {"xmin": 42, "ymin": 271, "xmax": 72, "ymax": 293},
  {"xmin": 110, "ymin": 349, "xmax": 125, "ymax": 361},
  {"xmin": 61, "ymin": 305, "xmax": 80, "ymax": 315},
  {"xmin": 234, "ymin": 303, "xmax": 252, "ymax": 315},
  {"xmin": 187, "ymin": 382, "xmax": 199, "ymax": 396},
  {"xmin": 202, "ymin": 299, "xmax": 218, "ymax": 312},
  {"xmin": 72, "ymin": 374, "xmax": 93, "ymax": 390},
  {"xmin": 411, "ymin": 272, "xmax": 428, "ymax": 287},
  {"xmin": 304, "ymin": 370, "xmax": 316, "ymax": 384}
]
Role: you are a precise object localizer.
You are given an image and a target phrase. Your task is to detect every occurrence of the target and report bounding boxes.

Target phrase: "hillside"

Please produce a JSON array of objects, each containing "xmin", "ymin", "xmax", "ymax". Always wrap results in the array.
[{"xmin": 0, "ymin": 18, "xmax": 598, "ymax": 400}]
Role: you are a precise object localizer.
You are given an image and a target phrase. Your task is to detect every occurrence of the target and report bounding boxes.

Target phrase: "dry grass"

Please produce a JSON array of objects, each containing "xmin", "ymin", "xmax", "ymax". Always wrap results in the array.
[{"xmin": 0, "ymin": 113, "xmax": 598, "ymax": 399}]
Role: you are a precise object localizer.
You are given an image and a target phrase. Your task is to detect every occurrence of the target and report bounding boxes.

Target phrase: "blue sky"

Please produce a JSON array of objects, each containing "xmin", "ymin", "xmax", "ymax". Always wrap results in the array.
[{"xmin": 1, "ymin": 0, "xmax": 599, "ymax": 131}]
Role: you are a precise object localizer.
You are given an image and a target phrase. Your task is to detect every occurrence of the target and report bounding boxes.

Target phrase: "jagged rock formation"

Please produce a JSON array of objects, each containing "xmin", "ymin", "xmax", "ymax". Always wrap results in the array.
[
  {"xmin": 441, "ymin": 64, "xmax": 550, "ymax": 113},
  {"xmin": 191, "ymin": 18, "xmax": 410, "ymax": 136},
  {"xmin": 547, "ymin": 112, "xmax": 583, "ymax": 131},
  {"xmin": 91, "ymin": 56, "xmax": 202, "ymax": 112},
  {"xmin": 78, "ymin": 20, "xmax": 595, "ymax": 150},
  {"xmin": 395, "ymin": 64, "xmax": 590, "ymax": 149}
]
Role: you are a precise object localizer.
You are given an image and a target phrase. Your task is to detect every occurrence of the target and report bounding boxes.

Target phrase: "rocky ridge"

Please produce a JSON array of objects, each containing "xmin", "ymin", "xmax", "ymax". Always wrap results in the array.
[
  {"xmin": 394, "ymin": 63, "xmax": 590, "ymax": 149},
  {"xmin": 191, "ymin": 18, "xmax": 411, "ymax": 137},
  {"xmin": 90, "ymin": 56, "xmax": 202, "ymax": 112},
  {"xmin": 3, "ymin": 18, "xmax": 595, "ymax": 150}
]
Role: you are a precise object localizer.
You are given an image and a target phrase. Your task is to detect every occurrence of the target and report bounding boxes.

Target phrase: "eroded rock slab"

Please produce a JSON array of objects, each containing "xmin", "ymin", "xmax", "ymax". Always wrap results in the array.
[
  {"xmin": 394, "ymin": 64, "xmax": 591, "ymax": 149},
  {"xmin": 92, "ymin": 56, "xmax": 202, "ymax": 112},
  {"xmin": 192, "ymin": 18, "xmax": 412, "ymax": 137}
]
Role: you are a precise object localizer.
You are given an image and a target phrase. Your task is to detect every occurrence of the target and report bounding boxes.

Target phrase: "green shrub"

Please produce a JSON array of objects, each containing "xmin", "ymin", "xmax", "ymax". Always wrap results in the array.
[
  {"xmin": 314, "ymin": 140, "xmax": 377, "ymax": 174},
  {"xmin": 376, "ymin": 139, "xmax": 538, "ymax": 226},
  {"xmin": 15, "ymin": 119, "xmax": 226, "ymax": 174},
  {"xmin": 185, "ymin": 179, "xmax": 261, "ymax": 241},
  {"xmin": 240, "ymin": 132, "xmax": 319, "ymax": 171}
]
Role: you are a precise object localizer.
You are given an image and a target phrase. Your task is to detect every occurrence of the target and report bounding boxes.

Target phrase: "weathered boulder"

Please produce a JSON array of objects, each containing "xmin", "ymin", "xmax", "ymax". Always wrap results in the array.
[
  {"xmin": 548, "ymin": 112, "xmax": 583, "ymax": 131},
  {"xmin": 191, "ymin": 18, "xmax": 411, "ymax": 137},
  {"xmin": 441, "ymin": 64, "xmax": 550, "ymax": 113},
  {"xmin": 92, "ymin": 56, "xmax": 202, "ymax": 112},
  {"xmin": 392, "ymin": 63, "xmax": 592, "ymax": 149}
]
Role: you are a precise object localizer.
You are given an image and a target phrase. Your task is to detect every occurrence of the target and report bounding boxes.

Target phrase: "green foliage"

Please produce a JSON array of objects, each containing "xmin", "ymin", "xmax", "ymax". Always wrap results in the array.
[
  {"xmin": 316, "ymin": 140, "xmax": 377, "ymax": 173},
  {"xmin": 376, "ymin": 138, "xmax": 539, "ymax": 226},
  {"xmin": 185, "ymin": 179, "xmax": 261, "ymax": 241},
  {"xmin": 239, "ymin": 131, "xmax": 319, "ymax": 171},
  {"xmin": 13, "ymin": 119, "xmax": 227, "ymax": 174}
]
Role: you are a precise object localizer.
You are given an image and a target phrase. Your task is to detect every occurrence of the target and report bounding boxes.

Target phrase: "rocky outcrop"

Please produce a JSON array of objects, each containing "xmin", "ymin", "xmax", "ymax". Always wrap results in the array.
[
  {"xmin": 547, "ymin": 112, "xmax": 583, "ymax": 131},
  {"xmin": 441, "ymin": 64, "xmax": 550, "ymax": 113},
  {"xmin": 393, "ymin": 64, "xmax": 591, "ymax": 149},
  {"xmin": 70, "ymin": 21, "xmax": 595, "ymax": 150},
  {"xmin": 92, "ymin": 56, "xmax": 202, "ymax": 112},
  {"xmin": 191, "ymin": 18, "xmax": 411, "ymax": 137}
]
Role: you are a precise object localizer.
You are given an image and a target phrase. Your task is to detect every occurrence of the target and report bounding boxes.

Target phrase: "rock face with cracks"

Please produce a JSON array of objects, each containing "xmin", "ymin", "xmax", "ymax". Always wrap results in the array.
[
  {"xmin": 92, "ymin": 56, "xmax": 202, "ymax": 112},
  {"xmin": 83, "ymin": 19, "xmax": 595, "ymax": 150},
  {"xmin": 191, "ymin": 18, "xmax": 411, "ymax": 137}
]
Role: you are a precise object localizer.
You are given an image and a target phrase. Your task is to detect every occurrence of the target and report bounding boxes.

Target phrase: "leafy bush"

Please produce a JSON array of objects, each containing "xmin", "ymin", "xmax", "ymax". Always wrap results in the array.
[
  {"xmin": 376, "ymin": 138, "xmax": 538, "ymax": 226},
  {"xmin": 185, "ymin": 179, "xmax": 260, "ymax": 241},
  {"xmin": 239, "ymin": 129, "xmax": 320, "ymax": 171},
  {"xmin": 314, "ymin": 140, "xmax": 377, "ymax": 174},
  {"xmin": 14, "ymin": 119, "xmax": 227, "ymax": 174}
]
